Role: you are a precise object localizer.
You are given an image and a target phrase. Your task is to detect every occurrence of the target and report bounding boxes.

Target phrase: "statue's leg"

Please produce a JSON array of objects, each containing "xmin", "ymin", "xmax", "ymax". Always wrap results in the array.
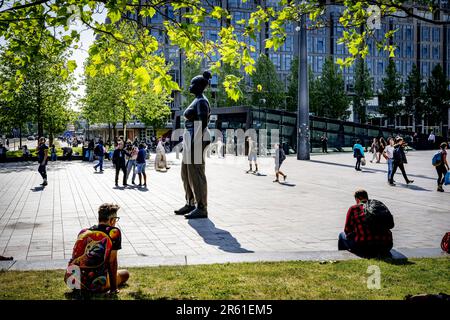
[
  {"xmin": 187, "ymin": 163, "xmax": 207, "ymax": 210},
  {"xmin": 181, "ymin": 161, "xmax": 195, "ymax": 206}
]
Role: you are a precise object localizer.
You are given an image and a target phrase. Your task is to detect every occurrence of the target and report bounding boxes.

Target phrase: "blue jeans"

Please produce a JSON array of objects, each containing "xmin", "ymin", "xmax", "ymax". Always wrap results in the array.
[
  {"xmin": 126, "ymin": 159, "xmax": 137, "ymax": 183},
  {"xmin": 51, "ymin": 153, "xmax": 57, "ymax": 161},
  {"xmin": 338, "ymin": 232, "xmax": 356, "ymax": 251},
  {"xmin": 94, "ymin": 155, "xmax": 104, "ymax": 171},
  {"xmin": 89, "ymin": 150, "xmax": 94, "ymax": 162},
  {"xmin": 387, "ymin": 158, "xmax": 393, "ymax": 181}
]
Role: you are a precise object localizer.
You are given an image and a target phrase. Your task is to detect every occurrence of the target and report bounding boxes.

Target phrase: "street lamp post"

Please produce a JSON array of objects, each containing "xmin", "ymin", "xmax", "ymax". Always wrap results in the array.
[{"xmin": 297, "ymin": 12, "xmax": 310, "ymax": 160}]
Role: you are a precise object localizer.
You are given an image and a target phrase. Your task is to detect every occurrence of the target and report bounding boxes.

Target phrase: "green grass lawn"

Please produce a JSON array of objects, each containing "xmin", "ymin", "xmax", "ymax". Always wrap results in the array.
[{"xmin": 0, "ymin": 258, "xmax": 448, "ymax": 300}]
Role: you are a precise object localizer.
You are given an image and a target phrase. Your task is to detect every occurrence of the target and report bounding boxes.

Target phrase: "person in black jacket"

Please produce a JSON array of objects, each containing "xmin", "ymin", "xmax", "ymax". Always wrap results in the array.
[
  {"xmin": 174, "ymin": 71, "xmax": 212, "ymax": 219},
  {"xmin": 389, "ymin": 137, "xmax": 414, "ymax": 186},
  {"xmin": 112, "ymin": 141, "xmax": 130, "ymax": 187}
]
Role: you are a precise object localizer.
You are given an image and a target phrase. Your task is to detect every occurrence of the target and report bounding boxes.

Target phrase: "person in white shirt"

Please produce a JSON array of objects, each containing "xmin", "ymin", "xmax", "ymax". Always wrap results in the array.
[
  {"xmin": 383, "ymin": 137, "xmax": 395, "ymax": 183},
  {"xmin": 428, "ymin": 131, "xmax": 436, "ymax": 144},
  {"xmin": 155, "ymin": 138, "xmax": 170, "ymax": 171}
]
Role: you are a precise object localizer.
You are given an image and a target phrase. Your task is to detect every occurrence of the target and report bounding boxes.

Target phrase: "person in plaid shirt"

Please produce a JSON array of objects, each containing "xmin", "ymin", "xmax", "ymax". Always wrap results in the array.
[{"xmin": 338, "ymin": 189, "xmax": 393, "ymax": 256}]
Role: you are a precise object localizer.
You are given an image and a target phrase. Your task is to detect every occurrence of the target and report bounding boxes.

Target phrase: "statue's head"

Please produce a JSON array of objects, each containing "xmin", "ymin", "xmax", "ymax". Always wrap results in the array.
[{"xmin": 189, "ymin": 71, "xmax": 212, "ymax": 95}]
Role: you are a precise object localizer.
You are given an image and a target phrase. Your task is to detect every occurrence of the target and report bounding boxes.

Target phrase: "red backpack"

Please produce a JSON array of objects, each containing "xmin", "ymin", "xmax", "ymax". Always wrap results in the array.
[{"xmin": 441, "ymin": 232, "xmax": 450, "ymax": 253}]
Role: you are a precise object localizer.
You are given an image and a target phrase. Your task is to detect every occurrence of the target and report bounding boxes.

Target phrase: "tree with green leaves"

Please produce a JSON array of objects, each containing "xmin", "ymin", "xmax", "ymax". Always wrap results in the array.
[
  {"xmin": 0, "ymin": 33, "xmax": 74, "ymax": 146},
  {"xmin": 379, "ymin": 59, "xmax": 403, "ymax": 127},
  {"xmin": 404, "ymin": 64, "xmax": 426, "ymax": 131},
  {"xmin": 2, "ymin": 1, "xmax": 447, "ymax": 105},
  {"xmin": 83, "ymin": 22, "xmax": 172, "ymax": 138},
  {"xmin": 353, "ymin": 59, "xmax": 374, "ymax": 123},
  {"xmin": 317, "ymin": 57, "xmax": 351, "ymax": 119},
  {"xmin": 425, "ymin": 64, "xmax": 450, "ymax": 136},
  {"xmin": 251, "ymin": 54, "xmax": 284, "ymax": 110}
]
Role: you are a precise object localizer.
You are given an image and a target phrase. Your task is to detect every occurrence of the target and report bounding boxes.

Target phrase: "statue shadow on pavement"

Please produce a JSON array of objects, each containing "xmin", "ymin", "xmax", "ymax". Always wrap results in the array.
[{"xmin": 188, "ymin": 219, "xmax": 253, "ymax": 254}]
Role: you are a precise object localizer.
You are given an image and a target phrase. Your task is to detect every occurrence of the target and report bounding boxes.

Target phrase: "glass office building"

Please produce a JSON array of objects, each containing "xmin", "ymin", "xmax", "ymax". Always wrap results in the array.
[{"xmin": 131, "ymin": 0, "xmax": 450, "ymax": 133}]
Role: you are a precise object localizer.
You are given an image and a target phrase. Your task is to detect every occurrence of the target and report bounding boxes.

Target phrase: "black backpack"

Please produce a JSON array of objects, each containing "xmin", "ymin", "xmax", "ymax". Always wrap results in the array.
[{"xmin": 363, "ymin": 199, "xmax": 394, "ymax": 231}]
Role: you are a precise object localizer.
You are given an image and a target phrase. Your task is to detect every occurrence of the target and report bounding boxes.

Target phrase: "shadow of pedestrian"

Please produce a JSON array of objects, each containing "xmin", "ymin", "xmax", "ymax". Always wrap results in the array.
[
  {"xmin": 278, "ymin": 182, "xmax": 296, "ymax": 187},
  {"xmin": 31, "ymin": 186, "xmax": 45, "ymax": 192},
  {"xmin": 397, "ymin": 184, "xmax": 431, "ymax": 192},
  {"xmin": 188, "ymin": 219, "xmax": 253, "ymax": 254}
]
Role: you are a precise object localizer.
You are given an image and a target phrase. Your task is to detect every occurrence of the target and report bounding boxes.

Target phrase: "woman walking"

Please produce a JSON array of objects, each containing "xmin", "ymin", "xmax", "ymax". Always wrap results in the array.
[
  {"xmin": 274, "ymin": 143, "xmax": 287, "ymax": 182},
  {"xmin": 353, "ymin": 139, "xmax": 365, "ymax": 171},
  {"xmin": 370, "ymin": 138, "xmax": 379, "ymax": 163},
  {"xmin": 436, "ymin": 142, "xmax": 449, "ymax": 192},
  {"xmin": 378, "ymin": 137, "xmax": 386, "ymax": 163}
]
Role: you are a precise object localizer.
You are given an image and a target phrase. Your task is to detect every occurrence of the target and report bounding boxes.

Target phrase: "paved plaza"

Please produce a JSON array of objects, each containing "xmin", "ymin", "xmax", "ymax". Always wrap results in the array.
[{"xmin": 0, "ymin": 150, "xmax": 448, "ymax": 269}]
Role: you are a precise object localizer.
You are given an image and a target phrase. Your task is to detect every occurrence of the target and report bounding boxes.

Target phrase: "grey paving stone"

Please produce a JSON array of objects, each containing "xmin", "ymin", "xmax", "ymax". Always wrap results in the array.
[{"xmin": 0, "ymin": 151, "xmax": 448, "ymax": 268}]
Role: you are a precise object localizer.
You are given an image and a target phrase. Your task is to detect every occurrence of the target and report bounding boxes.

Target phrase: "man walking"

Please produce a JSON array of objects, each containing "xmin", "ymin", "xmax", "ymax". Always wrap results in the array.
[
  {"xmin": 37, "ymin": 137, "xmax": 49, "ymax": 186},
  {"xmin": 389, "ymin": 137, "xmax": 414, "ymax": 186},
  {"xmin": 383, "ymin": 137, "xmax": 395, "ymax": 183},
  {"xmin": 246, "ymin": 136, "xmax": 258, "ymax": 174},
  {"xmin": 112, "ymin": 141, "xmax": 130, "ymax": 187},
  {"xmin": 93, "ymin": 139, "xmax": 105, "ymax": 172}
]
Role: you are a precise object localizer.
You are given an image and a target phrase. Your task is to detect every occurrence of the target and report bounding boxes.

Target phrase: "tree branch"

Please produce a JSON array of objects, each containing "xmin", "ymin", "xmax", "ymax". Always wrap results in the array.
[{"xmin": 0, "ymin": 0, "xmax": 50, "ymax": 14}]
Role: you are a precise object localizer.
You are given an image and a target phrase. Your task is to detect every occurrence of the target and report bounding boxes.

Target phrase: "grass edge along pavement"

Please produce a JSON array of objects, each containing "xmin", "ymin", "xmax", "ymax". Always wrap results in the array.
[{"xmin": 0, "ymin": 258, "xmax": 448, "ymax": 300}]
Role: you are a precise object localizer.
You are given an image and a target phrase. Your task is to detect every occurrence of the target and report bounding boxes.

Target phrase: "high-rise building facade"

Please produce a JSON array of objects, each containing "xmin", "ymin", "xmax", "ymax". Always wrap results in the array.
[{"xmin": 130, "ymin": 0, "xmax": 450, "ymax": 132}]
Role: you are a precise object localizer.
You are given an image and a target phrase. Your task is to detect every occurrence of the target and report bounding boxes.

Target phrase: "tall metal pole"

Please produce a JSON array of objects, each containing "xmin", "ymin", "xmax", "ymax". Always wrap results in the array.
[{"xmin": 297, "ymin": 13, "xmax": 310, "ymax": 160}]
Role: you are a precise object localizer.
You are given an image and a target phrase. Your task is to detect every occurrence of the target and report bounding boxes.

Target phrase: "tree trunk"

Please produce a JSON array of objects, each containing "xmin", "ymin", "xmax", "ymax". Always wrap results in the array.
[
  {"xmin": 19, "ymin": 126, "xmax": 22, "ymax": 148},
  {"xmin": 113, "ymin": 123, "xmax": 117, "ymax": 139},
  {"xmin": 108, "ymin": 123, "xmax": 111, "ymax": 143},
  {"xmin": 37, "ymin": 80, "xmax": 44, "ymax": 139}
]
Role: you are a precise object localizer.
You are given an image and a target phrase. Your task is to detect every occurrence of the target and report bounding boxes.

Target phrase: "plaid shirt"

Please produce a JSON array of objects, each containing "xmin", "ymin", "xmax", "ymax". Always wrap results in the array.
[{"xmin": 344, "ymin": 203, "xmax": 393, "ymax": 247}]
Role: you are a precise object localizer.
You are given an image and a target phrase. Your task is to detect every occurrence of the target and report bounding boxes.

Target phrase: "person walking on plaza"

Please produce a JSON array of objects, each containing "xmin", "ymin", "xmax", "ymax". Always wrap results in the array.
[
  {"xmin": 273, "ymin": 143, "xmax": 287, "ymax": 183},
  {"xmin": 136, "ymin": 143, "xmax": 147, "ymax": 187},
  {"xmin": 126, "ymin": 143, "xmax": 138, "ymax": 184},
  {"xmin": 321, "ymin": 134, "xmax": 328, "ymax": 153},
  {"xmin": 389, "ymin": 137, "xmax": 414, "ymax": 186},
  {"xmin": 64, "ymin": 203, "xmax": 129, "ymax": 293},
  {"xmin": 88, "ymin": 139, "xmax": 95, "ymax": 162},
  {"xmin": 37, "ymin": 137, "xmax": 49, "ymax": 186},
  {"xmin": 378, "ymin": 137, "xmax": 386, "ymax": 163},
  {"xmin": 383, "ymin": 137, "xmax": 395, "ymax": 183},
  {"xmin": 93, "ymin": 139, "xmax": 105, "ymax": 172},
  {"xmin": 353, "ymin": 139, "xmax": 365, "ymax": 171},
  {"xmin": 369, "ymin": 138, "xmax": 379, "ymax": 163},
  {"xmin": 246, "ymin": 136, "xmax": 258, "ymax": 174},
  {"xmin": 50, "ymin": 144, "xmax": 57, "ymax": 161},
  {"xmin": 435, "ymin": 142, "xmax": 449, "ymax": 192},
  {"xmin": 174, "ymin": 71, "xmax": 211, "ymax": 219},
  {"xmin": 112, "ymin": 141, "xmax": 130, "ymax": 187},
  {"xmin": 338, "ymin": 189, "xmax": 394, "ymax": 257}
]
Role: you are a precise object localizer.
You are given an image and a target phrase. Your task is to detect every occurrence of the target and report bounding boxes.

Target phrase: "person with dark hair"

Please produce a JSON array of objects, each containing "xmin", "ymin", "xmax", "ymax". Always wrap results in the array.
[
  {"xmin": 383, "ymin": 137, "xmax": 395, "ymax": 183},
  {"xmin": 378, "ymin": 137, "xmax": 386, "ymax": 163},
  {"xmin": 338, "ymin": 189, "xmax": 393, "ymax": 256},
  {"xmin": 88, "ymin": 139, "xmax": 95, "ymax": 162},
  {"xmin": 93, "ymin": 139, "xmax": 105, "ymax": 172},
  {"xmin": 321, "ymin": 134, "xmax": 328, "ymax": 153},
  {"xmin": 50, "ymin": 144, "xmax": 57, "ymax": 161},
  {"xmin": 273, "ymin": 143, "xmax": 287, "ymax": 182},
  {"xmin": 352, "ymin": 139, "xmax": 365, "ymax": 171},
  {"xmin": 64, "ymin": 203, "xmax": 129, "ymax": 294},
  {"xmin": 246, "ymin": 136, "xmax": 258, "ymax": 174},
  {"xmin": 136, "ymin": 143, "xmax": 147, "ymax": 187},
  {"xmin": 112, "ymin": 140, "xmax": 130, "ymax": 187},
  {"xmin": 175, "ymin": 71, "xmax": 212, "ymax": 219},
  {"xmin": 436, "ymin": 142, "xmax": 449, "ymax": 192},
  {"xmin": 37, "ymin": 137, "xmax": 49, "ymax": 186},
  {"xmin": 389, "ymin": 137, "xmax": 414, "ymax": 186}
]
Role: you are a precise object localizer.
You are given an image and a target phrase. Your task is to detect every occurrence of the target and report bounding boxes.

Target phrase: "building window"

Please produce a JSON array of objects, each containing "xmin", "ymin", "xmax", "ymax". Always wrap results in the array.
[
  {"xmin": 422, "ymin": 26, "xmax": 430, "ymax": 41},
  {"xmin": 432, "ymin": 45, "xmax": 440, "ymax": 59},
  {"xmin": 432, "ymin": 28, "xmax": 440, "ymax": 42}
]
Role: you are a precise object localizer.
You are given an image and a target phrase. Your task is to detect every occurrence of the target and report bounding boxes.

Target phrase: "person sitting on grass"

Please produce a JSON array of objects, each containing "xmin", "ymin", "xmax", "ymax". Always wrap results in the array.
[
  {"xmin": 338, "ymin": 189, "xmax": 393, "ymax": 257},
  {"xmin": 64, "ymin": 203, "xmax": 129, "ymax": 294}
]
